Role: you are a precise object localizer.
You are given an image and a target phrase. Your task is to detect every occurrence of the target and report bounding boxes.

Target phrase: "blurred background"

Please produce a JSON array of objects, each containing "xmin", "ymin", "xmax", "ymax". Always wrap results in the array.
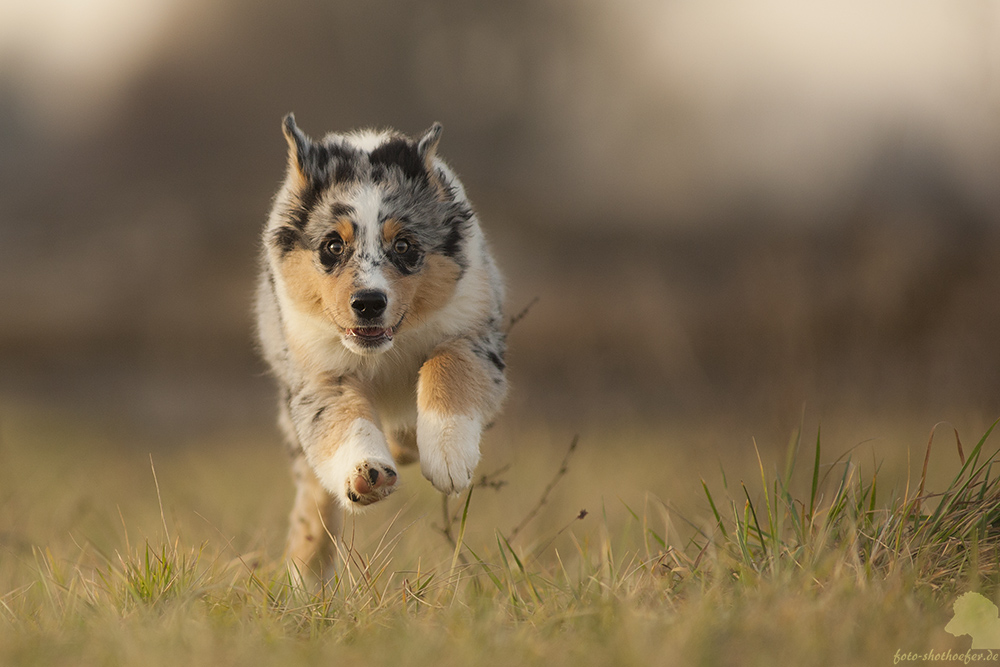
[{"xmin": 3, "ymin": 0, "xmax": 1000, "ymax": 444}]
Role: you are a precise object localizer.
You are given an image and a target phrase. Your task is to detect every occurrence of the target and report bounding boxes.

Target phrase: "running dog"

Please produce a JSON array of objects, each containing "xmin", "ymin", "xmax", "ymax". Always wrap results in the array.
[{"xmin": 256, "ymin": 115, "xmax": 507, "ymax": 577}]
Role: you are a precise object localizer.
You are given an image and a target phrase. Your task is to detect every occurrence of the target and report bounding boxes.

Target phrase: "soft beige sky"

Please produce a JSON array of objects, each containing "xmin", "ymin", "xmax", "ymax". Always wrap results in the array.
[
  {"xmin": 0, "ymin": 0, "xmax": 176, "ymax": 131},
  {"xmin": 4, "ymin": 0, "xmax": 1000, "ymax": 222},
  {"xmin": 556, "ymin": 1, "xmax": 1000, "ymax": 221},
  {"xmin": 3, "ymin": 1, "xmax": 996, "ymax": 128}
]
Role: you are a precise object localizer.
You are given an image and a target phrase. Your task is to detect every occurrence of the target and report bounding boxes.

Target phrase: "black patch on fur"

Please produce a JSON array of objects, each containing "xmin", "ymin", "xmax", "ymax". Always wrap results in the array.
[
  {"xmin": 347, "ymin": 490, "xmax": 361, "ymax": 503},
  {"xmin": 293, "ymin": 147, "xmax": 337, "ymax": 226},
  {"xmin": 297, "ymin": 142, "xmax": 332, "ymax": 182},
  {"xmin": 285, "ymin": 145, "xmax": 361, "ymax": 229},
  {"xmin": 312, "ymin": 406, "xmax": 326, "ymax": 425},
  {"xmin": 438, "ymin": 206, "xmax": 473, "ymax": 266},
  {"xmin": 487, "ymin": 350, "xmax": 506, "ymax": 372},
  {"xmin": 327, "ymin": 144, "xmax": 359, "ymax": 184},
  {"xmin": 440, "ymin": 225, "xmax": 464, "ymax": 258},
  {"xmin": 272, "ymin": 226, "xmax": 304, "ymax": 255},
  {"xmin": 369, "ymin": 138, "xmax": 427, "ymax": 184},
  {"xmin": 471, "ymin": 336, "xmax": 507, "ymax": 374},
  {"xmin": 330, "ymin": 201, "xmax": 355, "ymax": 218},
  {"xmin": 287, "ymin": 182, "xmax": 324, "ymax": 230}
]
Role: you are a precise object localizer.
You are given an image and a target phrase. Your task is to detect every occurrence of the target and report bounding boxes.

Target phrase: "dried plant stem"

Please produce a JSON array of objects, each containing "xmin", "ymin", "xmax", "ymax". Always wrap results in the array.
[
  {"xmin": 149, "ymin": 455, "xmax": 171, "ymax": 543},
  {"xmin": 506, "ymin": 296, "xmax": 539, "ymax": 333},
  {"xmin": 510, "ymin": 435, "xmax": 579, "ymax": 541}
]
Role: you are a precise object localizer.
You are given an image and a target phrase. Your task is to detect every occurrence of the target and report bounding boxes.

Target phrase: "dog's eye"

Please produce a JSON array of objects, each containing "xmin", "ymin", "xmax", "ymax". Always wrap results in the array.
[
  {"xmin": 325, "ymin": 236, "xmax": 345, "ymax": 256},
  {"xmin": 392, "ymin": 238, "xmax": 410, "ymax": 255}
]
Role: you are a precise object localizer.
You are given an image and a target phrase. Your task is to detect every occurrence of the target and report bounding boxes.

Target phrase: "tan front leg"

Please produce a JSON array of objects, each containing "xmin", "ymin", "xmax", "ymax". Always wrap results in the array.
[
  {"xmin": 416, "ymin": 337, "xmax": 507, "ymax": 494},
  {"xmin": 289, "ymin": 379, "xmax": 399, "ymax": 509}
]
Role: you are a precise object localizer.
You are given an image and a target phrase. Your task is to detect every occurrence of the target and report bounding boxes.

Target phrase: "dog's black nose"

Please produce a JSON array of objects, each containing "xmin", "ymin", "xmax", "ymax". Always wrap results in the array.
[{"xmin": 351, "ymin": 290, "xmax": 387, "ymax": 319}]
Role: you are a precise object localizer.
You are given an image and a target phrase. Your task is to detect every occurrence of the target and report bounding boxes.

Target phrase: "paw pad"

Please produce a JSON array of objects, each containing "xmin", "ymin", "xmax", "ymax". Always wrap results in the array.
[{"xmin": 345, "ymin": 461, "xmax": 398, "ymax": 506}]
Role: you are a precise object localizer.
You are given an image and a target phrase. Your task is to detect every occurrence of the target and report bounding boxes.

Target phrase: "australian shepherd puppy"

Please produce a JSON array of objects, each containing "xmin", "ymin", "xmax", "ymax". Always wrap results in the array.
[{"xmin": 255, "ymin": 115, "xmax": 507, "ymax": 577}]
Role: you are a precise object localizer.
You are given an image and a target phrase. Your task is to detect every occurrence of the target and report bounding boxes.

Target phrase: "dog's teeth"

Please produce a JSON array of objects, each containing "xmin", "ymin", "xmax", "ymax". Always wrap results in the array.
[{"xmin": 347, "ymin": 327, "xmax": 391, "ymax": 339}]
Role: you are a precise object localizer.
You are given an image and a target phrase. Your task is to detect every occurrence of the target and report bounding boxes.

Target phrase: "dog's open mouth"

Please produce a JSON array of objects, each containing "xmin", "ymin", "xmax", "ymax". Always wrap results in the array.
[{"xmin": 345, "ymin": 326, "xmax": 393, "ymax": 346}]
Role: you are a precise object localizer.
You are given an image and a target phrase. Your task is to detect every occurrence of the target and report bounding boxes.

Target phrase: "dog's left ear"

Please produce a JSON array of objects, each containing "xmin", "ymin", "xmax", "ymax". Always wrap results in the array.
[
  {"xmin": 282, "ymin": 113, "xmax": 315, "ymax": 187},
  {"xmin": 417, "ymin": 123, "xmax": 443, "ymax": 170}
]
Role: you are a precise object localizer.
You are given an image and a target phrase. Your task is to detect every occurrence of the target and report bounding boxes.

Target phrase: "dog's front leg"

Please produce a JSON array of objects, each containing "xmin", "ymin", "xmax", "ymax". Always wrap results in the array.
[
  {"xmin": 416, "ymin": 336, "xmax": 507, "ymax": 494},
  {"xmin": 289, "ymin": 379, "xmax": 398, "ymax": 510}
]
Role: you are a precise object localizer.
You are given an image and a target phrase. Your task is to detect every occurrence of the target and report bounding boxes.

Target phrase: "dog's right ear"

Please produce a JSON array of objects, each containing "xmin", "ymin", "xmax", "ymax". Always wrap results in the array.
[
  {"xmin": 417, "ymin": 123, "xmax": 443, "ymax": 169},
  {"xmin": 282, "ymin": 113, "xmax": 312, "ymax": 186}
]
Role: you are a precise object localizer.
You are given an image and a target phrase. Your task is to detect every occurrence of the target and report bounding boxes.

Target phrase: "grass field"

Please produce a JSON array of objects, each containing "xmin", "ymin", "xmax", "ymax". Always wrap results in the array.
[{"xmin": 2, "ymin": 404, "xmax": 999, "ymax": 666}]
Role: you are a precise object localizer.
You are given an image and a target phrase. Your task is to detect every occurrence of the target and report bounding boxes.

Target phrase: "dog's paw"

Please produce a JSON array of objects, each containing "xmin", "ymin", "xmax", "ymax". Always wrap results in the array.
[
  {"xmin": 314, "ymin": 419, "xmax": 399, "ymax": 510},
  {"xmin": 345, "ymin": 459, "xmax": 398, "ymax": 506},
  {"xmin": 417, "ymin": 412, "xmax": 481, "ymax": 494}
]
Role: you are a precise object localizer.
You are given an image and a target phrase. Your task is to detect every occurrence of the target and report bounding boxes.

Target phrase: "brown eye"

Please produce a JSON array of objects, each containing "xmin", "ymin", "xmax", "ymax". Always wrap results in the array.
[
  {"xmin": 325, "ymin": 236, "xmax": 345, "ymax": 256},
  {"xmin": 393, "ymin": 238, "xmax": 410, "ymax": 255}
]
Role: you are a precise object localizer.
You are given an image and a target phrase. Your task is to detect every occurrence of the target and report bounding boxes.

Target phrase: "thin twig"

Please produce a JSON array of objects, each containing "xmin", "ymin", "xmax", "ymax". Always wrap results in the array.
[
  {"xmin": 510, "ymin": 435, "xmax": 580, "ymax": 541},
  {"xmin": 447, "ymin": 463, "xmax": 511, "ymax": 526},
  {"xmin": 435, "ymin": 462, "xmax": 513, "ymax": 543},
  {"xmin": 527, "ymin": 509, "xmax": 588, "ymax": 565},
  {"xmin": 475, "ymin": 463, "xmax": 512, "ymax": 492},
  {"xmin": 506, "ymin": 296, "xmax": 540, "ymax": 333}
]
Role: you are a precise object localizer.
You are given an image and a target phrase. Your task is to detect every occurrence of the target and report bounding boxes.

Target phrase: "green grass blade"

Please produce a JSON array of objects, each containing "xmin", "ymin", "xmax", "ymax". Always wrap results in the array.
[
  {"xmin": 808, "ymin": 424, "xmax": 822, "ymax": 526},
  {"xmin": 922, "ymin": 418, "xmax": 1000, "ymax": 536},
  {"xmin": 499, "ymin": 532, "xmax": 543, "ymax": 604},
  {"xmin": 494, "ymin": 533, "xmax": 520, "ymax": 607},
  {"xmin": 463, "ymin": 544, "xmax": 504, "ymax": 593},
  {"xmin": 702, "ymin": 479, "xmax": 729, "ymax": 540},
  {"xmin": 742, "ymin": 484, "xmax": 766, "ymax": 556},
  {"xmin": 450, "ymin": 485, "xmax": 474, "ymax": 574}
]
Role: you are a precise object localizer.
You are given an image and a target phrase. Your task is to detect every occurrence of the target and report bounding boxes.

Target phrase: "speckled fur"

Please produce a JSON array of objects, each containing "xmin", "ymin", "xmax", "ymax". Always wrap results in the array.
[{"xmin": 256, "ymin": 115, "xmax": 507, "ymax": 579}]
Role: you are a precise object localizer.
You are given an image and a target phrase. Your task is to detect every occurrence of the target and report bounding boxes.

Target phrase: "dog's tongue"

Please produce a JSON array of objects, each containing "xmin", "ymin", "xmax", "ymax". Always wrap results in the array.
[{"xmin": 348, "ymin": 327, "xmax": 390, "ymax": 339}]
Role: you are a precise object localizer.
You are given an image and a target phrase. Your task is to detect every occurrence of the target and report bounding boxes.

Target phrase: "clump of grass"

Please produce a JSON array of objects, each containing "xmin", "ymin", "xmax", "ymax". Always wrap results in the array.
[
  {"xmin": 697, "ymin": 419, "xmax": 1000, "ymax": 594},
  {"xmin": 3, "ymin": 420, "xmax": 1000, "ymax": 665}
]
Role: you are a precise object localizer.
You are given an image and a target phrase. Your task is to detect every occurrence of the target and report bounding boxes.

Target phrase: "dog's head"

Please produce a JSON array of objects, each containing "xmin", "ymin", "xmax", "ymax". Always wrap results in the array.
[{"xmin": 267, "ymin": 115, "xmax": 474, "ymax": 356}]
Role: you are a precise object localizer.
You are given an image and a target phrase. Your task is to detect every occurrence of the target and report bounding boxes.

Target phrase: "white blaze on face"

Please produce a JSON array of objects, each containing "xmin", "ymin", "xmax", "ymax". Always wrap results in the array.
[{"xmin": 348, "ymin": 185, "xmax": 390, "ymax": 294}]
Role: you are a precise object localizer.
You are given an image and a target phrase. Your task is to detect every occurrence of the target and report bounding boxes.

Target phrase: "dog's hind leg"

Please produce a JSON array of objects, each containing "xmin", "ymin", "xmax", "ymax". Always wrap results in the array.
[
  {"xmin": 279, "ymin": 394, "xmax": 341, "ymax": 583},
  {"xmin": 285, "ymin": 452, "xmax": 342, "ymax": 583},
  {"xmin": 387, "ymin": 427, "xmax": 420, "ymax": 466}
]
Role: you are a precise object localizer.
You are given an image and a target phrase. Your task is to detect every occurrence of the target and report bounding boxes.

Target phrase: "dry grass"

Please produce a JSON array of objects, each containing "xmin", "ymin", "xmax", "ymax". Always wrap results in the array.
[{"xmin": 1, "ymin": 405, "xmax": 998, "ymax": 666}]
